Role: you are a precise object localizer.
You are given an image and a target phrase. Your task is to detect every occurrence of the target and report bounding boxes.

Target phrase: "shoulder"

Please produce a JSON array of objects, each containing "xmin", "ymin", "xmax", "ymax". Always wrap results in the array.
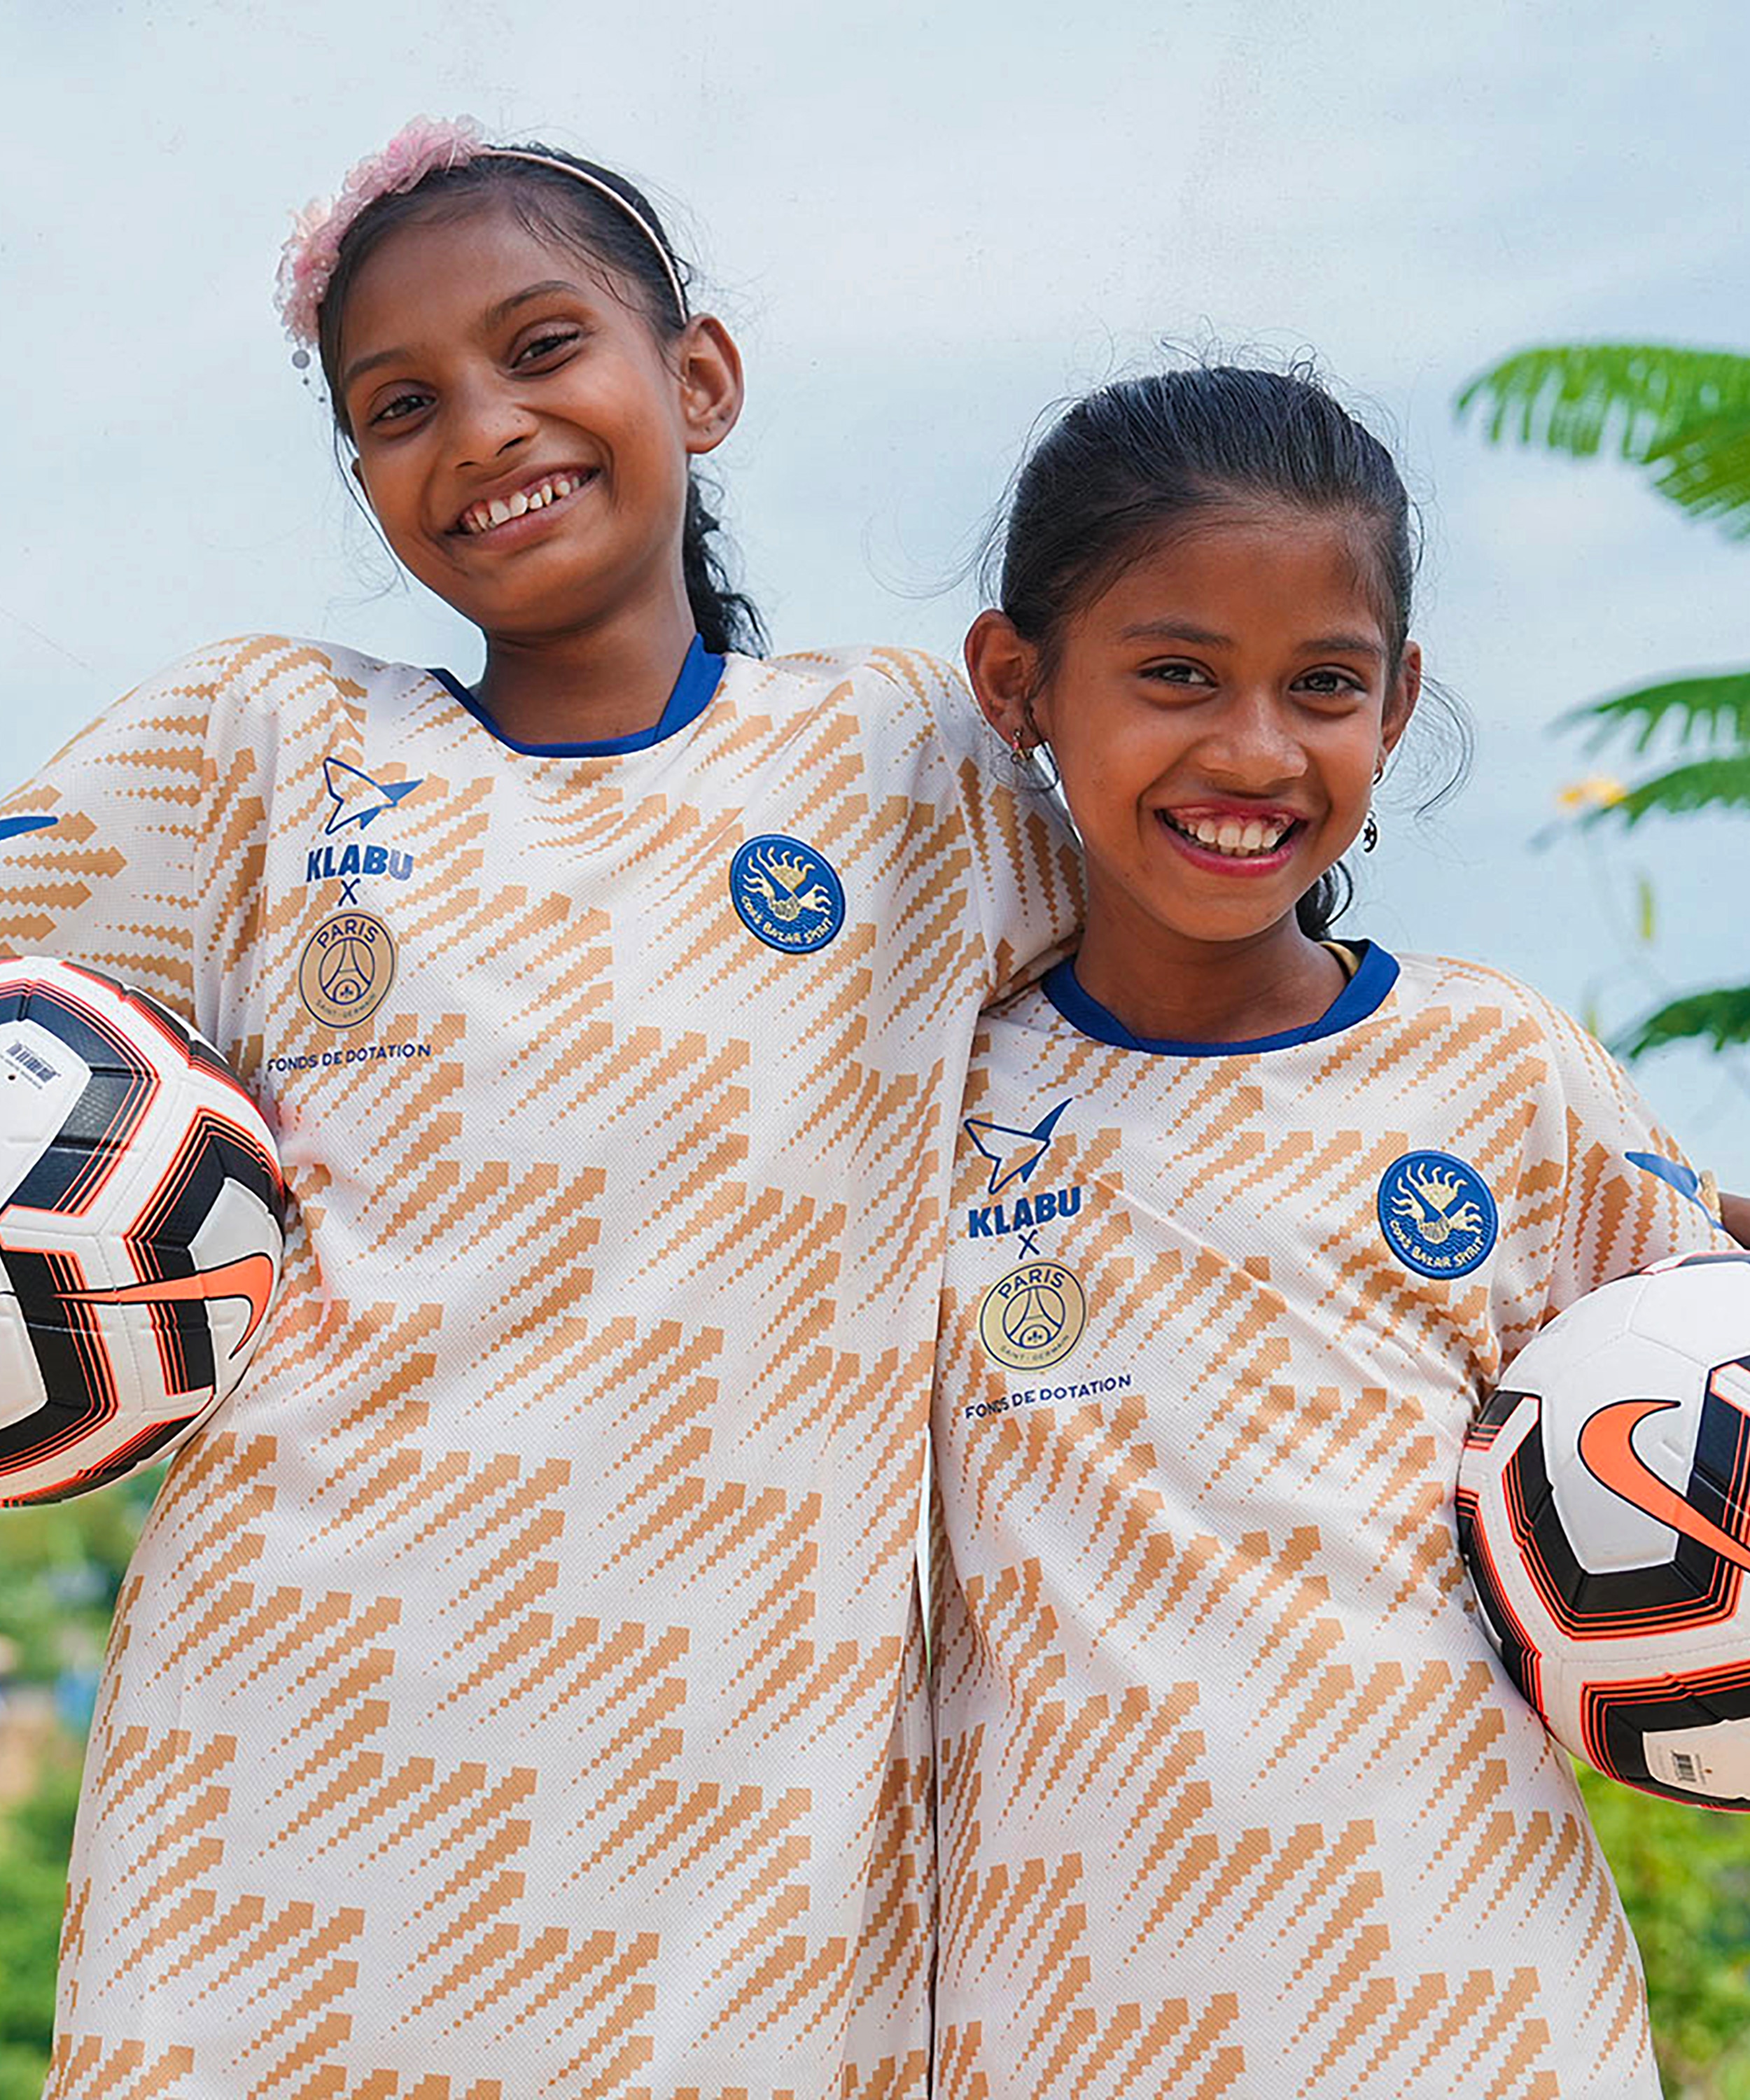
[
  {"xmin": 130, "ymin": 634, "xmax": 438, "ymax": 716},
  {"xmin": 1393, "ymin": 951, "xmax": 1583, "ymax": 1032},
  {"xmin": 1392, "ymin": 948, "xmax": 1628, "ymax": 1092},
  {"xmin": 747, "ymin": 644, "xmax": 985, "ymax": 745}
]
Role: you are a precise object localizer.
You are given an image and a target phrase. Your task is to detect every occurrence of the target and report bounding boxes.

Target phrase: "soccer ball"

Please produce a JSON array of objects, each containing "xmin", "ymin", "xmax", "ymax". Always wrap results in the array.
[
  {"xmin": 1457, "ymin": 1250, "xmax": 1750, "ymax": 1809},
  {"xmin": 0, "ymin": 958, "xmax": 285, "ymax": 1504}
]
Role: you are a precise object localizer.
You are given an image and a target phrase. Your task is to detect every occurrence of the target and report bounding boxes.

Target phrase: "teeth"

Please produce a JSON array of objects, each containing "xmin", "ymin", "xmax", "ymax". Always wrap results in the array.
[
  {"xmin": 460, "ymin": 475, "xmax": 584, "ymax": 535},
  {"xmin": 1170, "ymin": 813, "xmax": 1292, "ymax": 857}
]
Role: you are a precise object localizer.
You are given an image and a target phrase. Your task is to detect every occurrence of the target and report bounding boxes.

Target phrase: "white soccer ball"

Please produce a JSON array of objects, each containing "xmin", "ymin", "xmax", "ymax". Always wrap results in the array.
[
  {"xmin": 0, "ymin": 958, "xmax": 285, "ymax": 1503},
  {"xmin": 1457, "ymin": 1250, "xmax": 1750, "ymax": 1809}
]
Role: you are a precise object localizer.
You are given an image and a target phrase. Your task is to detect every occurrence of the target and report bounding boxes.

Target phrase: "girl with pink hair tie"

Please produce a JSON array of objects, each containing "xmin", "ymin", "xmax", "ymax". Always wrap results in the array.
[{"xmin": 0, "ymin": 115, "xmax": 1077, "ymax": 2098}]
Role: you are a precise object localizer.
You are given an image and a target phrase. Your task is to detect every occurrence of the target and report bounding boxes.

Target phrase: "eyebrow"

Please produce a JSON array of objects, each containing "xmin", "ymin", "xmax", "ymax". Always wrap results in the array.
[
  {"xmin": 340, "ymin": 280, "xmax": 587, "ymax": 393},
  {"xmin": 1118, "ymin": 618, "xmax": 1384, "ymax": 659}
]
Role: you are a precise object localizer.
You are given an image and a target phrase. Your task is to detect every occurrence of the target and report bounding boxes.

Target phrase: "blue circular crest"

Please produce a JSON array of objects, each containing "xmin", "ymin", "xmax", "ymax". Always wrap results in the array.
[
  {"xmin": 729, "ymin": 835, "xmax": 846, "ymax": 953},
  {"xmin": 1377, "ymin": 1150, "xmax": 1499, "ymax": 1278}
]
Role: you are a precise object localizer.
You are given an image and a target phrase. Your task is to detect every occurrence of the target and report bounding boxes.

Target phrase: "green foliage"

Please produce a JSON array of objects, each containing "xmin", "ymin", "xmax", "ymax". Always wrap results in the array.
[
  {"xmin": 1620, "ymin": 986, "xmax": 1750, "ymax": 1059},
  {"xmin": 1455, "ymin": 345, "xmax": 1750, "ymax": 537},
  {"xmin": 1577, "ymin": 1763, "xmax": 1750, "ymax": 2098},
  {"xmin": 1602, "ymin": 754, "xmax": 1750, "ymax": 827},
  {"xmin": 1573, "ymin": 673, "xmax": 1750, "ymax": 757},
  {"xmin": 0, "ymin": 1753, "xmax": 80, "ymax": 2100},
  {"xmin": 0, "ymin": 1471, "xmax": 160, "ymax": 1682},
  {"xmin": 1459, "ymin": 340, "xmax": 1750, "ymax": 1065}
]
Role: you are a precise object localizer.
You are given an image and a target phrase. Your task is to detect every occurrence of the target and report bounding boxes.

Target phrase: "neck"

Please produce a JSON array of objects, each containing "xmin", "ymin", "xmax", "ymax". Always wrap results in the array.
[
  {"xmin": 472, "ymin": 580, "xmax": 700, "ymax": 746},
  {"xmin": 1072, "ymin": 884, "xmax": 1348, "ymax": 1045}
]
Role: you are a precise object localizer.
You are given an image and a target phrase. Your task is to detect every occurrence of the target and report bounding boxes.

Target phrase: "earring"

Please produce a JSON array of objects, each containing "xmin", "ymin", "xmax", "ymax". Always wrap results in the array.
[
  {"xmin": 1362, "ymin": 811, "xmax": 1380, "ymax": 853},
  {"xmin": 1008, "ymin": 729, "xmax": 1060, "ymax": 793}
]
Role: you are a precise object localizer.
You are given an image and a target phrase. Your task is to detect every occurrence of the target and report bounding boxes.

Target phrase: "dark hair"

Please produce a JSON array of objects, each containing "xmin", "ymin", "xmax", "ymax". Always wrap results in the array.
[
  {"xmin": 314, "ymin": 144, "xmax": 765, "ymax": 659},
  {"xmin": 988, "ymin": 363, "xmax": 1467, "ymax": 938}
]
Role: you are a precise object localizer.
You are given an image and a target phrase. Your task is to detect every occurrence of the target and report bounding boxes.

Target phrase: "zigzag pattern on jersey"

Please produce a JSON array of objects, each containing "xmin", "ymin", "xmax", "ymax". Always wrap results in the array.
[
  {"xmin": 861, "ymin": 648, "xmax": 1081, "ymax": 997},
  {"xmin": 0, "ymin": 634, "xmax": 316, "ymax": 1018},
  {"xmin": 839, "ymin": 1635, "xmax": 933, "ymax": 2038},
  {"xmin": 938, "ymin": 2005, "xmax": 1244, "ymax": 2100},
  {"xmin": 54, "ymin": 1718, "xmax": 374, "ymax": 2100},
  {"xmin": 46, "ymin": 2045, "xmax": 507, "ymax": 2100},
  {"xmin": 937, "ymin": 1858, "xmax": 1247, "ymax": 2100}
]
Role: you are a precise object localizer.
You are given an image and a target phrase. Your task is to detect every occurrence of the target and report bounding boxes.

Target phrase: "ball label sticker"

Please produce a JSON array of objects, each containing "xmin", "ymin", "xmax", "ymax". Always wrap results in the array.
[
  {"xmin": 1378, "ymin": 1149, "xmax": 1498, "ymax": 1278},
  {"xmin": 298, "ymin": 911, "xmax": 397, "ymax": 1029},
  {"xmin": 729, "ymin": 835, "xmax": 846, "ymax": 953},
  {"xmin": 978, "ymin": 1260, "xmax": 1088, "ymax": 1372}
]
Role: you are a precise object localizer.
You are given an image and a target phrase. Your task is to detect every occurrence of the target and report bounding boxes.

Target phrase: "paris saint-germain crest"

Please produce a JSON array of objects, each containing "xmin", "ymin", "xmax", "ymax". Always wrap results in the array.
[{"xmin": 729, "ymin": 835, "xmax": 846, "ymax": 953}]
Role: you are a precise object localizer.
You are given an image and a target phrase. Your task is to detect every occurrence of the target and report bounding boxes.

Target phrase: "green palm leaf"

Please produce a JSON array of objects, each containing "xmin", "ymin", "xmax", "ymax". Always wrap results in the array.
[
  {"xmin": 1455, "ymin": 345, "xmax": 1750, "ymax": 536},
  {"xmin": 1590, "ymin": 753, "xmax": 1750, "ymax": 825},
  {"xmin": 1617, "ymin": 984, "xmax": 1750, "ymax": 1058},
  {"xmin": 1568, "ymin": 671, "xmax": 1750, "ymax": 754}
]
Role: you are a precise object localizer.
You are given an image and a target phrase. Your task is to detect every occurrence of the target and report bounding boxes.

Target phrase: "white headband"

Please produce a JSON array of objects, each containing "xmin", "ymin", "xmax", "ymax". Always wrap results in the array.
[{"xmin": 490, "ymin": 151, "xmax": 690, "ymax": 326}]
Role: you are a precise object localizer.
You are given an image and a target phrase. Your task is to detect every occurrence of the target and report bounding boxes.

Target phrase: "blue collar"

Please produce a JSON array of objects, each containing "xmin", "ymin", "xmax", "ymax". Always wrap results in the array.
[
  {"xmin": 432, "ymin": 634, "xmax": 726, "ymax": 756},
  {"xmin": 1042, "ymin": 940, "xmax": 1400, "ymax": 1056}
]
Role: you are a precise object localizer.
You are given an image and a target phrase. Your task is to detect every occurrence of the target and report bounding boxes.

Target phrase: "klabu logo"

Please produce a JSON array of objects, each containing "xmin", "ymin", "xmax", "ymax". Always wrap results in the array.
[
  {"xmin": 323, "ymin": 757, "xmax": 422, "ymax": 836},
  {"xmin": 306, "ymin": 757, "xmax": 423, "ymax": 898},
  {"xmin": 965, "ymin": 1099, "xmax": 1082, "ymax": 1252},
  {"xmin": 729, "ymin": 835, "xmax": 845, "ymax": 953},
  {"xmin": 1378, "ymin": 1149, "xmax": 1499, "ymax": 1278}
]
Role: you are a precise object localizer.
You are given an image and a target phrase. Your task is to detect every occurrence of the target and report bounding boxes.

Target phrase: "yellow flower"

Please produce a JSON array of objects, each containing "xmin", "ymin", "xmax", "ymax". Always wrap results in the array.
[{"xmin": 1555, "ymin": 774, "xmax": 1628, "ymax": 812}]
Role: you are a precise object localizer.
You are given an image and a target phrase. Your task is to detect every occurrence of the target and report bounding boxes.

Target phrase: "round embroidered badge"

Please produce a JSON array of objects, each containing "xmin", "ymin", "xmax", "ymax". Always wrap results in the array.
[
  {"xmin": 977, "ymin": 1261, "xmax": 1088, "ymax": 1372},
  {"xmin": 729, "ymin": 835, "xmax": 846, "ymax": 953},
  {"xmin": 298, "ymin": 910, "xmax": 397, "ymax": 1029},
  {"xmin": 1378, "ymin": 1149, "xmax": 1499, "ymax": 1278}
]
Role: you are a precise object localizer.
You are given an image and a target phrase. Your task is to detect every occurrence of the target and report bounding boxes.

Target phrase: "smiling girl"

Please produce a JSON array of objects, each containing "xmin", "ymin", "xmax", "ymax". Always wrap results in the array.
[
  {"xmin": 0, "ymin": 119, "xmax": 1076, "ymax": 2096},
  {"xmin": 930, "ymin": 365, "xmax": 1733, "ymax": 2099}
]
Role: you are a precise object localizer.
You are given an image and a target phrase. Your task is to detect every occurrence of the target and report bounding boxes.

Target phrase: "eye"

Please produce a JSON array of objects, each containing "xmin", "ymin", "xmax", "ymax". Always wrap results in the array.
[
  {"xmin": 366, "ymin": 387, "xmax": 433, "ymax": 429},
  {"xmin": 514, "ymin": 326, "xmax": 582, "ymax": 368},
  {"xmin": 1140, "ymin": 660, "xmax": 1213, "ymax": 689},
  {"xmin": 1295, "ymin": 667, "xmax": 1367, "ymax": 700}
]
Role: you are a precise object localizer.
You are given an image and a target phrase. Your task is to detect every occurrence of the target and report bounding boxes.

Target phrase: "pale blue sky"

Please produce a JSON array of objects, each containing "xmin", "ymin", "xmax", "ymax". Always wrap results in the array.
[{"xmin": 4, "ymin": 0, "xmax": 1748, "ymax": 1171}]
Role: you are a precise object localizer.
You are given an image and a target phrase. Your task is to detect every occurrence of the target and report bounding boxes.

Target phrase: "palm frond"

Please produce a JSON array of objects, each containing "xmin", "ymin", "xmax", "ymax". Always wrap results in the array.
[
  {"xmin": 1588, "ymin": 754, "xmax": 1750, "ymax": 826},
  {"xmin": 1645, "ymin": 418, "xmax": 1750, "ymax": 538},
  {"xmin": 1567, "ymin": 671, "xmax": 1750, "ymax": 755},
  {"xmin": 1617, "ymin": 983, "xmax": 1750, "ymax": 1058},
  {"xmin": 1455, "ymin": 344, "xmax": 1750, "ymax": 532}
]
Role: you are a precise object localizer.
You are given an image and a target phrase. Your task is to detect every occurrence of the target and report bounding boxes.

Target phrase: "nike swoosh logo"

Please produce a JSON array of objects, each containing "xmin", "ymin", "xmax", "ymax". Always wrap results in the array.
[
  {"xmin": 1577, "ymin": 1396, "xmax": 1750, "ymax": 1572},
  {"xmin": 66, "ymin": 1252, "xmax": 276, "ymax": 1351}
]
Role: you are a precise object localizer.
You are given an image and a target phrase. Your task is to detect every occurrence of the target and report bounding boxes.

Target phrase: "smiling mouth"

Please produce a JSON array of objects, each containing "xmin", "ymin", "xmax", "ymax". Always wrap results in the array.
[
  {"xmin": 454, "ymin": 470, "xmax": 594, "ymax": 538},
  {"xmin": 1159, "ymin": 810, "xmax": 1301, "ymax": 860}
]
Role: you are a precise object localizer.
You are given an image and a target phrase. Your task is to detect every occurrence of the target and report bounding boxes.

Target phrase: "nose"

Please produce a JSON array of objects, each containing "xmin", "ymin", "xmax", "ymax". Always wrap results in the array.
[
  {"xmin": 447, "ymin": 371, "xmax": 536, "ymax": 472},
  {"xmin": 1195, "ymin": 686, "xmax": 1308, "ymax": 789}
]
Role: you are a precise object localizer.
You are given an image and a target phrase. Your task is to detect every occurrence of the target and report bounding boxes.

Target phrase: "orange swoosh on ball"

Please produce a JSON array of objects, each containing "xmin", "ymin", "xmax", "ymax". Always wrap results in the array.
[
  {"xmin": 67, "ymin": 1253, "xmax": 276, "ymax": 1350},
  {"xmin": 1576, "ymin": 1396, "xmax": 1750, "ymax": 1573}
]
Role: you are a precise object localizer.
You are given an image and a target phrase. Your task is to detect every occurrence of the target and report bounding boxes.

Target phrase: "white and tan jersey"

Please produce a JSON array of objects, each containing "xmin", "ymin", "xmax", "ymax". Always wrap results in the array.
[
  {"xmin": 0, "ymin": 632, "xmax": 1079, "ymax": 2100},
  {"xmin": 932, "ymin": 945, "xmax": 1731, "ymax": 2100}
]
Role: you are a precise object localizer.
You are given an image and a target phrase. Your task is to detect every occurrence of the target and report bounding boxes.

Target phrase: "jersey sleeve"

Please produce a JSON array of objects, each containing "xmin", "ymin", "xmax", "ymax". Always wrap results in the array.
[
  {"xmin": 0, "ymin": 637, "xmax": 276, "ymax": 1049},
  {"xmin": 871, "ymin": 649, "xmax": 1082, "ymax": 997},
  {"xmin": 1531, "ymin": 988, "xmax": 1735, "ymax": 1317}
]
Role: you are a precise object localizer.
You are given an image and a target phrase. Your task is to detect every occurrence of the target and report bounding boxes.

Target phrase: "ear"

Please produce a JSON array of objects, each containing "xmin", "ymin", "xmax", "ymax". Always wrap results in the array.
[
  {"xmin": 676, "ymin": 315, "xmax": 744, "ymax": 457},
  {"xmin": 1381, "ymin": 638, "xmax": 1421, "ymax": 762},
  {"xmin": 964, "ymin": 610, "xmax": 1044, "ymax": 750}
]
